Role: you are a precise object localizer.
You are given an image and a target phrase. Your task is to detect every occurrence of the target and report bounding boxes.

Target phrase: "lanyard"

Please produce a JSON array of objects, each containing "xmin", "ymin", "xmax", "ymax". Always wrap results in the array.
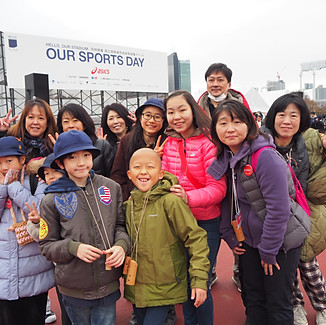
[
  {"xmin": 80, "ymin": 176, "xmax": 111, "ymax": 250},
  {"xmin": 230, "ymin": 167, "xmax": 241, "ymax": 222},
  {"xmin": 129, "ymin": 190, "xmax": 150, "ymax": 262}
]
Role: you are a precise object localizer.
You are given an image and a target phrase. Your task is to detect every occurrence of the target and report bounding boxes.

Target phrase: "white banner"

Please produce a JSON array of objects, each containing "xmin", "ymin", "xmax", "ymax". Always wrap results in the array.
[
  {"xmin": 3, "ymin": 32, "xmax": 168, "ymax": 92},
  {"xmin": 301, "ymin": 60, "xmax": 326, "ymax": 72}
]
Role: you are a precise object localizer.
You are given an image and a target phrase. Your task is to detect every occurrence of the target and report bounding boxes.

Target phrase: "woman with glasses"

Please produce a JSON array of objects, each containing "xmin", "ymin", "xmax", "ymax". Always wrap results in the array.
[{"xmin": 110, "ymin": 98, "xmax": 167, "ymax": 202}]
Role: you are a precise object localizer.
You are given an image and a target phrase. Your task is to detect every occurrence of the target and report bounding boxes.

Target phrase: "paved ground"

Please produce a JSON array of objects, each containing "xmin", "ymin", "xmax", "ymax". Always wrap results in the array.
[{"xmin": 48, "ymin": 240, "xmax": 326, "ymax": 324}]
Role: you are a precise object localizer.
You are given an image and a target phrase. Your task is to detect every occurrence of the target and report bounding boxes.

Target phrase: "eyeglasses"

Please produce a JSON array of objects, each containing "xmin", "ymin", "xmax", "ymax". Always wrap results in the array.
[{"xmin": 141, "ymin": 113, "xmax": 164, "ymax": 122}]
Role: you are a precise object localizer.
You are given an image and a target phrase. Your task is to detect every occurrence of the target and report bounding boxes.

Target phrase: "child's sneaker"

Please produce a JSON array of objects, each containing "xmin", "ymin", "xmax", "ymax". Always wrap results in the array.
[
  {"xmin": 293, "ymin": 305, "xmax": 308, "ymax": 325},
  {"xmin": 164, "ymin": 306, "xmax": 177, "ymax": 325},
  {"xmin": 128, "ymin": 312, "xmax": 138, "ymax": 325},
  {"xmin": 316, "ymin": 309, "xmax": 326, "ymax": 325},
  {"xmin": 232, "ymin": 275, "xmax": 241, "ymax": 292},
  {"xmin": 209, "ymin": 267, "xmax": 218, "ymax": 289},
  {"xmin": 45, "ymin": 310, "xmax": 57, "ymax": 324}
]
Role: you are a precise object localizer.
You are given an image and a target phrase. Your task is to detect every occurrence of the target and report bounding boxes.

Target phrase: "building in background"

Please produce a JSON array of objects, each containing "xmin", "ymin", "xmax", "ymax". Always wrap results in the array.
[
  {"xmin": 266, "ymin": 79, "xmax": 285, "ymax": 91},
  {"xmin": 179, "ymin": 59, "xmax": 191, "ymax": 92},
  {"xmin": 168, "ymin": 52, "xmax": 179, "ymax": 92},
  {"xmin": 316, "ymin": 85, "xmax": 326, "ymax": 103},
  {"xmin": 168, "ymin": 52, "xmax": 191, "ymax": 93}
]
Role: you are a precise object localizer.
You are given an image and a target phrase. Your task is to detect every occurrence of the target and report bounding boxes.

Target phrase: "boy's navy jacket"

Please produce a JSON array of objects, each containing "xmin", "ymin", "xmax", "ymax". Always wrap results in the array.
[
  {"xmin": 39, "ymin": 171, "xmax": 130, "ymax": 300},
  {"xmin": 0, "ymin": 172, "xmax": 54, "ymax": 300},
  {"xmin": 44, "ymin": 171, "xmax": 80, "ymax": 194},
  {"xmin": 208, "ymin": 134, "xmax": 291, "ymax": 265}
]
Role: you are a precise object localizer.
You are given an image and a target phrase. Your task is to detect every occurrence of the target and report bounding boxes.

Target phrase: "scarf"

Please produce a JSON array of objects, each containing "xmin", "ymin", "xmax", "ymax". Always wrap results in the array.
[{"xmin": 23, "ymin": 133, "xmax": 50, "ymax": 159}]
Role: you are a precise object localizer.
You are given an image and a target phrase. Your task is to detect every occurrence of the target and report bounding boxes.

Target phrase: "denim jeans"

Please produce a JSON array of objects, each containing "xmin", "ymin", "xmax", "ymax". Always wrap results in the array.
[
  {"xmin": 133, "ymin": 304, "xmax": 171, "ymax": 325},
  {"xmin": 182, "ymin": 217, "xmax": 221, "ymax": 325},
  {"xmin": 63, "ymin": 298, "xmax": 116, "ymax": 325}
]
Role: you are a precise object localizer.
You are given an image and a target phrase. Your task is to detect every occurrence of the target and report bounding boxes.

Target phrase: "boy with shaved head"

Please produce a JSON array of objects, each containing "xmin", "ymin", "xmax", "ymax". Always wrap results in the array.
[{"xmin": 124, "ymin": 148, "xmax": 210, "ymax": 325}]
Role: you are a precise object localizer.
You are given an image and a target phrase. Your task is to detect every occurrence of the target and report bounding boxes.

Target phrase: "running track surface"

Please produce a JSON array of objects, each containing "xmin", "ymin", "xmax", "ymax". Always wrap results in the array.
[{"xmin": 48, "ymin": 240, "xmax": 326, "ymax": 325}]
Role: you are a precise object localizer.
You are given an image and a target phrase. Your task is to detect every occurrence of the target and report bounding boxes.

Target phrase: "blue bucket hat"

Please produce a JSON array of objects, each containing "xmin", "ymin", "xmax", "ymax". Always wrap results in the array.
[
  {"xmin": 0, "ymin": 136, "xmax": 25, "ymax": 157},
  {"xmin": 52, "ymin": 130, "xmax": 100, "ymax": 167},
  {"xmin": 38, "ymin": 153, "xmax": 63, "ymax": 181},
  {"xmin": 135, "ymin": 98, "xmax": 165, "ymax": 117}
]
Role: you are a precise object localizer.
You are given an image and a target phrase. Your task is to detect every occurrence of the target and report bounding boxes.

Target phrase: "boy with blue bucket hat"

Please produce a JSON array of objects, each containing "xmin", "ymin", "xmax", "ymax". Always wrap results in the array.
[
  {"xmin": 0, "ymin": 136, "xmax": 54, "ymax": 325},
  {"xmin": 39, "ymin": 130, "xmax": 131, "ymax": 325}
]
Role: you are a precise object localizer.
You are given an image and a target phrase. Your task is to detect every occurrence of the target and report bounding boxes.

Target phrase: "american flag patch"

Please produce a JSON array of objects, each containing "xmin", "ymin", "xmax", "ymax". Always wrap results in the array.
[{"xmin": 98, "ymin": 186, "xmax": 112, "ymax": 205}]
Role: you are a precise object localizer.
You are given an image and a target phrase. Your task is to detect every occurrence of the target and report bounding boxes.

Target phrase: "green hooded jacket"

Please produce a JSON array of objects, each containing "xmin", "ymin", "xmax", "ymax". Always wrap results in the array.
[
  {"xmin": 301, "ymin": 128, "xmax": 326, "ymax": 261},
  {"xmin": 124, "ymin": 172, "xmax": 209, "ymax": 307}
]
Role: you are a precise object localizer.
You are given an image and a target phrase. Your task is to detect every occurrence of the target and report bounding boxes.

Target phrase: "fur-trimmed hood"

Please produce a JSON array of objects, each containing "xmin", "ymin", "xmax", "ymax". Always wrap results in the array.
[{"xmin": 26, "ymin": 157, "xmax": 46, "ymax": 175}]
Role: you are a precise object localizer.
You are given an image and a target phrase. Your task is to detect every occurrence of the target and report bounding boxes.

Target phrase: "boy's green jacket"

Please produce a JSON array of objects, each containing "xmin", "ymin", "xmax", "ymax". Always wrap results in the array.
[{"xmin": 124, "ymin": 172, "xmax": 210, "ymax": 308}]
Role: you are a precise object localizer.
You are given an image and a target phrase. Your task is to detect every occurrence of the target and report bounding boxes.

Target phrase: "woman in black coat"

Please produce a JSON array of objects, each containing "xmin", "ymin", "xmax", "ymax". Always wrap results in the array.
[{"xmin": 57, "ymin": 103, "xmax": 114, "ymax": 177}]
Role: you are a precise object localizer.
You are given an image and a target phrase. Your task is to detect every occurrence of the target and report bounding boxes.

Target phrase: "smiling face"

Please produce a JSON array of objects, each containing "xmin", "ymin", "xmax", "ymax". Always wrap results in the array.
[
  {"xmin": 127, "ymin": 148, "xmax": 164, "ymax": 192},
  {"xmin": 166, "ymin": 95, "xmax": 195, "ymax": 139},
  {"xmin": 107, "ymin": 110, "xmax": 127, "ymax": 138},
  {"xmin": 274, "ymin": 103, "xmax": 301, "ymax": 146},
  {"xmin": 56, "ymin": 150, "xmax": 93, "ymax": 187},
  {"xmin": 25, "ymin": 105, "xmax": 47, "ymax": 138},
  {"xmin": 61, "ymin": 112, "xmax": 85, "ymax": 132},
  {"xmin": 206, "ymin": 71, "xmax": 231, "ymax": 97},
  {"xmin": 140, "ymin": 106, "xmax": 164, "ymax": 137},
  {"xmin": 215, "ymin": 111, "xmax": 248, "ymax": 154},
  {"xmin": 0, "ymin": 155, "xmax": 25, "ymax": 176}
]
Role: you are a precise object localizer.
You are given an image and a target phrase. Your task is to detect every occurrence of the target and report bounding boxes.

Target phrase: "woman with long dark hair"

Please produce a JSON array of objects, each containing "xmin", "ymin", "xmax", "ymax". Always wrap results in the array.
[
  {"xmin": 100, "ymin": 103, "xmax": 133, "ymax": 158},
  {"xmin": 57, "ymin": 103, "xmax": 114, "ymax": 177},
  {"xmin": 8, "ymin": 98, "xmax": 57, "ymax": 162},
  {"xmin": 162, "ymin": 90, "xmax": 227, "ymax": 325}
]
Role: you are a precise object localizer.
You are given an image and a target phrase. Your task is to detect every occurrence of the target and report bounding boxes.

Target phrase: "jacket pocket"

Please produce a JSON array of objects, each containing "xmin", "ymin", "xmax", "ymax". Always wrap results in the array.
[{"xmin": 153, "ymin": 243, "xmax": 177, "ymax": 284}]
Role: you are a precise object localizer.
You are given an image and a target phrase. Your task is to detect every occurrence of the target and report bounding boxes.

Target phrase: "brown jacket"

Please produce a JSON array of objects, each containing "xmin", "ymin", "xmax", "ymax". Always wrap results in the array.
[
  {"xmin": 110, "ymin": 132, "xmax": 135, "ymax": 201},
  {"xmin": 39, "ymin": 173, "xmax": 130, "ymax": 299}
]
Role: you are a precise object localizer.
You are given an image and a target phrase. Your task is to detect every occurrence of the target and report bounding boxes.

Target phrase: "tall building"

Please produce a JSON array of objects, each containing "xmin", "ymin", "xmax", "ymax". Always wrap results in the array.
[
  {"xmin": 179, "ymin": 60, "xmax": 191, "ymax": 92},
  {"xmin": 168, "ymin": 53, "xmax": 179, "ymax": 92},
  {"xmin": 168, "ymin": 53, "xmax": 191, "ymax": 93}
]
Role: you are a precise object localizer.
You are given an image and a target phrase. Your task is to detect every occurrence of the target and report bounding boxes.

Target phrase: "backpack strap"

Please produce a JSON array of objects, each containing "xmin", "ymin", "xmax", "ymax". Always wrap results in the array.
[
  {"xmin": 29, "ymin": 174, "xmax": 38, "ymax": 196},
  {"xmin": 241, "ymin": 146, "xmax": 307, "ymax": 221},
  {"xmin": 251, "ymin": 147, "xmax": 301, "ymax": 202},
  {"xmin": 240, "ymin": 146, "xmax": 311, "ymax": 251},
  {"xmin": 178, "ymin": 141, "xmax": 203, "ymax": 189},
  {"xmin": 239, "ymin": 146, "xmax": 275, "ymax": 222},
  {"xmin": 241, "ymin": 146, "xmax": 289, "ymax": 222},
  {"xmin": 251, "ymin": 146, "xmax": 274, "ymax": 172}
]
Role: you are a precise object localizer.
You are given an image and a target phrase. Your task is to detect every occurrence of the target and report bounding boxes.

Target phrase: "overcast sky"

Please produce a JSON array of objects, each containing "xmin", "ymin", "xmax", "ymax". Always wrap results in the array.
[{"xmin": 2, "ymin": 0, "xmax": 326, "ymax": 99}]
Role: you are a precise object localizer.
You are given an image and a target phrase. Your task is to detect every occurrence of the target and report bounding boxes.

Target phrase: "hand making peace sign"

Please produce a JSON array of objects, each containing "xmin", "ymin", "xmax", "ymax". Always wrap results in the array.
[
  {"xmin": 154, "ymin": 135, "xmax": 167, "ymax": 157},
  {"xmin": 0, "ymin": 108, "xmax": 19, "ymax": 132}
]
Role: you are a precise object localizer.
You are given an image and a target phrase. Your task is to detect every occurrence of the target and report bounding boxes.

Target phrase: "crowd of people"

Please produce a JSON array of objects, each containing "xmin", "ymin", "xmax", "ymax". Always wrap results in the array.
[{"xmin": 0, "ymin": 62, "xmax": 325, "ymax": 325}]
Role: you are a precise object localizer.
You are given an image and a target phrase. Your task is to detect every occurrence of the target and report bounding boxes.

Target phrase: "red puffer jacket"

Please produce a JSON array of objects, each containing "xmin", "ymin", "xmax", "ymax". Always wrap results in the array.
[{"xmin": 162, "ymin": 132, "xmax": 227, "ymax": 221}]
